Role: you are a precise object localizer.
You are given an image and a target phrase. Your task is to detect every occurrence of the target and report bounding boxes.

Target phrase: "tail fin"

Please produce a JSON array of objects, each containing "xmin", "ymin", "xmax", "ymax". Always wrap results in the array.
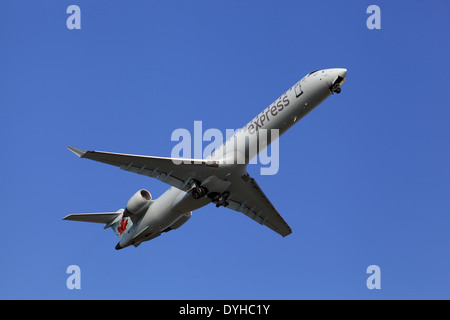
[
  {"xmin": 63, "ymin": 209, "xmax": 133, "ymax": 240},
  {"xmin": 110, "ymin": 214, "xmax": 133, "ymax": 240}
]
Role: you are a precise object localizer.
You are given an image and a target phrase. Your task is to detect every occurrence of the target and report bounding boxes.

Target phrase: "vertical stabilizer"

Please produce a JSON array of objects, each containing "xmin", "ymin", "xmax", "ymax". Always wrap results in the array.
[{"xmin": 110, "ymin": 215, "xmax": 133, "ymax": 240}]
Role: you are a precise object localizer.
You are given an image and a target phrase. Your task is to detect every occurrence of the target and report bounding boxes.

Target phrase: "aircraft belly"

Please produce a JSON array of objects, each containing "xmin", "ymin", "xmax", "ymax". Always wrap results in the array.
[
  {"xmin": 137, "ymin": 187, "xmax": 208, "ymax": 238},
  {"xmin": 171, "ymin": 189, "xmax": 211, "ymax": 213},
  {"xmin": 273, "ymin": 88, "xmax": 330, "ymax": 135}
]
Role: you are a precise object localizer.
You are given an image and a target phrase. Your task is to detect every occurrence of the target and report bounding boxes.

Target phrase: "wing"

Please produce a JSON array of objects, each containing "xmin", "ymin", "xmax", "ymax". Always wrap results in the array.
[
  {"xmin": 224, "ymin": 173, "xmax": 292, "ymax": 237},
  {"xmin": 68, "ymin": 146, "xmax": 221, "ymax": 192}
]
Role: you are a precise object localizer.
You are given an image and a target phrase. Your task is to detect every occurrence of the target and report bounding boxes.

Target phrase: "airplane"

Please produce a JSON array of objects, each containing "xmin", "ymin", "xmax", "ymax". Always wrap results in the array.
[{"xmin": 63, "ymin": 68, "xmax": 347, "ymax": 250}]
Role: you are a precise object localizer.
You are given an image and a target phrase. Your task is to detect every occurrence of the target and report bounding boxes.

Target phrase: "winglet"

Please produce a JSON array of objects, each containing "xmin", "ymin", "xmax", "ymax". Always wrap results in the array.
[{"xmin": 67, "ymin": 146, "xmax": 86, "ymax": 158}]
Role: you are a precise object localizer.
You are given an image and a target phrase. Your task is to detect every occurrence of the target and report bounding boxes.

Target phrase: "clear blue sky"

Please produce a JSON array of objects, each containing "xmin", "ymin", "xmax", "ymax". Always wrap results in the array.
[{"xmin": 1, "ymin": 1, "xmax": 449, "ymax": 299}]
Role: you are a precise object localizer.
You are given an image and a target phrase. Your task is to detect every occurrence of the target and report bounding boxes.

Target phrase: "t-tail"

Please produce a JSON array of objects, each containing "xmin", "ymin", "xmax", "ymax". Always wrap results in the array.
[
  {"xmin": 63, "ymin": 189, "xmax": 152, "ymax": 249},
  {"xmin": 110, "ymin": 212, "xmax": 134, "ymax": 240},
  {"xmin": 63, "ymin": 209, "xmax": 134, "ymax": 240}
]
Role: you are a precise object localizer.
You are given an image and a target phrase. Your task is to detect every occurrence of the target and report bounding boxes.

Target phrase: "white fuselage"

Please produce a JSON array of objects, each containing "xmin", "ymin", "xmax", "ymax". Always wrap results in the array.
[{"xmin": 119, "ymin": 68, "xmax": 347, "ymax": 248}]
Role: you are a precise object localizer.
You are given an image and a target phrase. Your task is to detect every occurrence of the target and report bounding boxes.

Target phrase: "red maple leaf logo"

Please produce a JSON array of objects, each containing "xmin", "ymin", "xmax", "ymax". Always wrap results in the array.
[{"xmin": 117, "ymin": 218, "xmax": 128, "ymax": 235}]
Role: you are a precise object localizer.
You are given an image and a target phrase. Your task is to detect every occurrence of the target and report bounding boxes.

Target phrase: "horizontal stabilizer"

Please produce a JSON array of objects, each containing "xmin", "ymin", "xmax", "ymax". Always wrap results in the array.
[
  {"xmin": 63, "ymin": 212, "xmax": 121, "ymax": 224},
  {"xmin": 67, "ymin": 146, "xmax": 86, "ymax": 158}
]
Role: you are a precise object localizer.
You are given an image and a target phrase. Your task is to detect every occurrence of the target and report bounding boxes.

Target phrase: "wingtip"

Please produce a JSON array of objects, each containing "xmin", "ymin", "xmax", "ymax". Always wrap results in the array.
[{"xmin": 67, "ymin": 146, "xmax": 86, "ymax": 158}]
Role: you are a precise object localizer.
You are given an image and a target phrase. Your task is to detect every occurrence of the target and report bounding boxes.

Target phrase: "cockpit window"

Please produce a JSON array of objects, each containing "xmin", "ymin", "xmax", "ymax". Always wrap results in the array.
[{"xmin": 308, "ymin": 70, "xmax": 320, "ymax": 76}]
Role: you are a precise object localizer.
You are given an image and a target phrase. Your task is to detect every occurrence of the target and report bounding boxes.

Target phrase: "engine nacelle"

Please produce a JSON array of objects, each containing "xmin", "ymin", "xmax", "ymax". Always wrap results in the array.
[{"xmin": 125, "ymin": 189, "xmax": 152, "ymax": 215}]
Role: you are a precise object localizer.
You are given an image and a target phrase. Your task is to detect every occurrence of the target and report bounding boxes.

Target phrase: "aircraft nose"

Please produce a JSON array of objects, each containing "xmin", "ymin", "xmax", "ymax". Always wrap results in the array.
[
  {"xmin": 328, "ymin": 68, "xmax": 347, "ymax": 94},
  {"xmin": 335, "ymin": 68, "xmax": 347, "ymax": 79}
]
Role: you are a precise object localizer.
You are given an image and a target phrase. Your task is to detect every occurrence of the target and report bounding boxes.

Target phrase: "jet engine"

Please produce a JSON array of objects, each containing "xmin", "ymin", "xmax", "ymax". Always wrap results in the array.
[{"xmin": 124, "ymin": 189, "xmax": 152, "ymax": 216}]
